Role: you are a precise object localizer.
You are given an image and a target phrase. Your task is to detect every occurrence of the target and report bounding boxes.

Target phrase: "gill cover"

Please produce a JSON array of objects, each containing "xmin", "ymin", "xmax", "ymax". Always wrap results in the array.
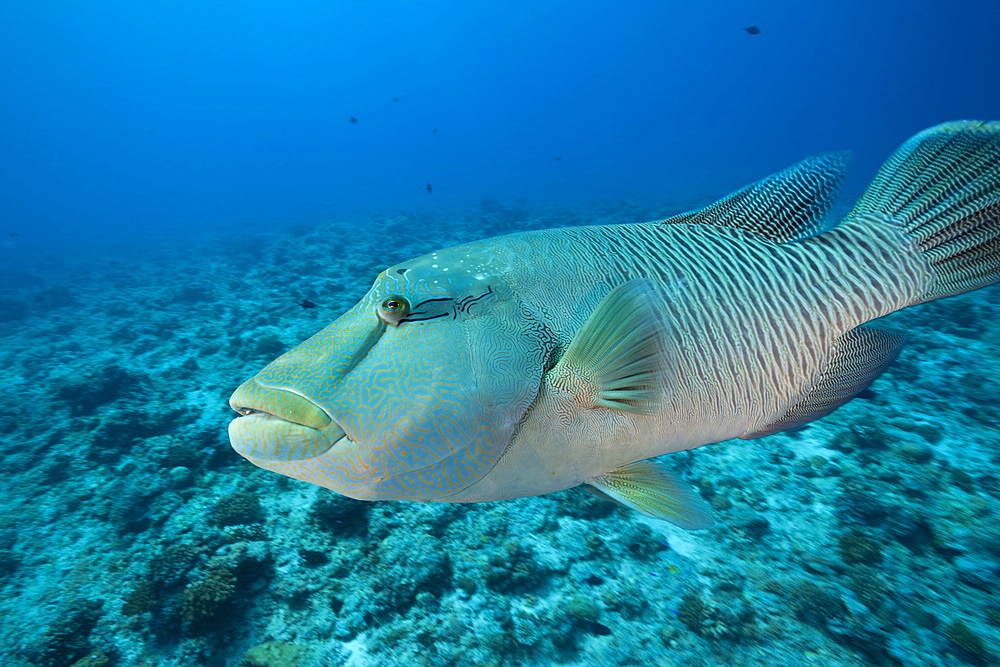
[{"xmin": 229, "ymin": 244, "xmax": 551, "ymax": 500}]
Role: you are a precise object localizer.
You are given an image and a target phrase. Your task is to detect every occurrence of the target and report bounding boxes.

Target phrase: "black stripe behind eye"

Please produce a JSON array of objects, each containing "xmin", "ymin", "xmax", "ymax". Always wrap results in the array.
[
  {"xmin": 401, "ymin": 312, "xmax": 451, "ymax": 323},
  {"xmin": 395, "ymin": 297, "xmax": 457, "ymax": 323},
  {"xmin": 457, "ymin": 286, "xmax": 494, "ymax": 311},
  {"xmin": 398, "ymin": 289, "xmax": 494, "ymax": 324},
  {"xmin": 409, "ymin": 297, "xmax": 456, "ymax": 321}
]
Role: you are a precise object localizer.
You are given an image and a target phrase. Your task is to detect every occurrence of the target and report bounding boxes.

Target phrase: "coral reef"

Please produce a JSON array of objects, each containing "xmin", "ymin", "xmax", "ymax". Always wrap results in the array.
[
  {"xmin": 213, "ymin": 491, "xmax": 264, "ymax": 527},
  {"xmin": 0, "ymin": 202, "xmax": 998, "ymax": 666}
]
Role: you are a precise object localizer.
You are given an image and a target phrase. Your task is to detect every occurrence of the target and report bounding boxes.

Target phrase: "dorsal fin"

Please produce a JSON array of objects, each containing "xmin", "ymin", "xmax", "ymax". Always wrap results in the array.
[
  {"xmin": 741, "ymin": 326, "xmax": 906, "ymax": 439},
  {"xmin": 659, "ymin": 152, "xmax": 850, "ymax": 243}
]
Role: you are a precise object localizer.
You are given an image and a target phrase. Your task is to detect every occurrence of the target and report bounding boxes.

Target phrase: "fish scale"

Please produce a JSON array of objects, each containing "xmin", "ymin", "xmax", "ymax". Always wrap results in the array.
[
  {"xmin": 493, "ymin": 217, "xmax": 919, "ymax": 436},
  {"xmin": 229, "ymin": 120, "xmax": 1000, "ymax": 528}
]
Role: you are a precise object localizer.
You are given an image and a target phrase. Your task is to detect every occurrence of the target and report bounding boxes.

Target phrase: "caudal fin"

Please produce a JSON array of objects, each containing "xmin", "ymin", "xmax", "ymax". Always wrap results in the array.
[{"xmin": 849, "ymin": 120, "xmax": 1000, "ymax": 303}]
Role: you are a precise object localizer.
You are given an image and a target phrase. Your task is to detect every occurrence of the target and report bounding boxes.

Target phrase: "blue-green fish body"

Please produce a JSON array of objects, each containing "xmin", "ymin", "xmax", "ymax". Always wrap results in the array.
[{"xmin": 230, "ymin": 121, "xmax": 1000, "ymax": 528}]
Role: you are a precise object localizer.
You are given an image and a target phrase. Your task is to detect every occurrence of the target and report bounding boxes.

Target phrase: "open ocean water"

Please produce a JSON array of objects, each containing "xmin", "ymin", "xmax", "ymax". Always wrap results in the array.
[{"xmin": 1, "ymin": 2, "xmax": 999, "ymax": 666}]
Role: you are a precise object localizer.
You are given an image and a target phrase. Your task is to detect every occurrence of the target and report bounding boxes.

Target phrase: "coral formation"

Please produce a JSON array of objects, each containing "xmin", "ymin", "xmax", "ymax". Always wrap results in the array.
[
  {"xmin": 837, "ymin": 532, "xmax": 884, "ymax": 565},
  {"xmin": 1, "ymin": 203, "xmax": 998, "ymax": 667},
  {"xmin": 181, "ymin": 568, "xmax": 237, "ymax": 624},
  {"xmin": 944, "ymin": 619, "xmax": 992, "ymax": 662},
  {"xmin": 243, "ymin": 641, "xmax": 309, "ymax": 667},
  {"xmin": 212, "ymin": 491, "xmax": 264, "ymax": 526}
]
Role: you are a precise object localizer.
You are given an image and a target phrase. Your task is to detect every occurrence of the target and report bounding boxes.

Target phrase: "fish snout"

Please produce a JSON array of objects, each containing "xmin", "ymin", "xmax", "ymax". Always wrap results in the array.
[{"xmin": 228, "ymin": 379, "xmax": 346, "ymax": 462}]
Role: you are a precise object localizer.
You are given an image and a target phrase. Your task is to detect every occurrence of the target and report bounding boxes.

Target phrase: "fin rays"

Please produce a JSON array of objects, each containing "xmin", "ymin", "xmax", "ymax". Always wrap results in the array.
[
  {"xmin": 659, "ymin": 152, "xmax": 849, "ymax": 243},
  {"xmin": 547, "ymin": 280, "xmax": 670, "ymax": 414},
  {"xmin": 586, "ymin": 460, "xmax": 714, "ymax": 530}
]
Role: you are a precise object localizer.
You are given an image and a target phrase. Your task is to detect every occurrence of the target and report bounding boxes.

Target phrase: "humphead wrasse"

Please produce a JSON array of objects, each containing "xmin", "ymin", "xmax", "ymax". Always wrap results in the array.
[{"xmin": 229, "ymin": 121, "xmax": 1000, "ymax": 529}]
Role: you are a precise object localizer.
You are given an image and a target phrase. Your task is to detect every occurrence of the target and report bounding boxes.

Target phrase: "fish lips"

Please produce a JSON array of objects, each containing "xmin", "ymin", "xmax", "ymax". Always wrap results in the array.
[{"xmin": 228, "ymin": 379, "xmax": 347, "ymax": 462}]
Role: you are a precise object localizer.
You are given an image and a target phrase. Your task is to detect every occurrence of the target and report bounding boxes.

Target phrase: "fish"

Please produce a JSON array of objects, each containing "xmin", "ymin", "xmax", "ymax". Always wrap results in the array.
[
  {"xmin": 426, "ymin": 182, "xmax": 433, "ymax": 194},
  {"xmin": 744, "ymin": 26, "xmax": 761, "ymax": 35},
  {"xmin": 228, "ymin": 121, "xmax": 1000, "ymax": 529}
]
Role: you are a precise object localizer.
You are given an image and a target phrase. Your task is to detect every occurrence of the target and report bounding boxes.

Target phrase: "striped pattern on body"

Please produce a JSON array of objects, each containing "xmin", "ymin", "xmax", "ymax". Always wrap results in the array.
[
  {"xmin": 229, "ymin": 120, "xmax": 1000, "ymax": 505},
  {"xmin": 499, "ymin": 216, "xmax": 926, "ymax": 445}
]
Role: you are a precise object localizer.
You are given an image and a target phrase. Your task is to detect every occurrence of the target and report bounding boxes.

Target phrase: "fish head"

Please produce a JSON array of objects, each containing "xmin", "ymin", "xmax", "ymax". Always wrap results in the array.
[{"xmin": 228, "ymin": 241, "xmax": 552, "ymax": 500}]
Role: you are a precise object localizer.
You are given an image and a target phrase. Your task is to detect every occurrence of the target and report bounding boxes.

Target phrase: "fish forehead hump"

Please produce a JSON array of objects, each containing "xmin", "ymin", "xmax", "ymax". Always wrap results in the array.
[{"xmin": 375, "ymin": 237, "xmax": 513, "ymax": 296}]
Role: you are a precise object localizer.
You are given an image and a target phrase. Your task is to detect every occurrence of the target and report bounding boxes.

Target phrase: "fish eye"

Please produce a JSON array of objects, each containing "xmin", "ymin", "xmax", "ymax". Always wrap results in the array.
[{"xmin": 378, "ymin": 295, "xmax": 410, "ymax": 323}]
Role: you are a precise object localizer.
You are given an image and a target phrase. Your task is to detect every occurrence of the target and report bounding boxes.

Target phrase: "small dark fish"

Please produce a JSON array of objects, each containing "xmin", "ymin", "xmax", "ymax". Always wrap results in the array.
[
  {"xmin": 9, "ymin": 232, "xmax": 18, "ymax": 237},
  {"xmin": 349, "ymin": 117, "xmax": 358, "ymax": 124},
  {"xmin": 555, "ymin": 156, "xmax": 562, "ymax": 161},
  {"xmin": 432, "ymin": 128, "xmax": 438, "ymax": 134},
  {"xmin": 426, "ymin": 183, "xmax": 433, "ymax": 194},
  {"xmin": 393, "ymin": 97, "xmax": 399, "ymax": 102},
  {"xmin": 744, "ymin": 26, "xmax": 760, "ymax": 35},
  {"xmin": 584, "ymin": 574, "xmax": 604, "ymax": 586},
  {"xmin": 581, "ymin": 620, "xmax": 612, "ymax": 636},
  {"xmin": 300, "ymin": 299, "xmax": 318, "ymax": 309}
]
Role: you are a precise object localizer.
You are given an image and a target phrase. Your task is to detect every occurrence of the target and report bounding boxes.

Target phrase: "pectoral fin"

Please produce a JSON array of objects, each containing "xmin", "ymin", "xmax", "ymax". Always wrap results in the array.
[
  {"xmin": 586, "ymin": 460, "xmax": 714, "ymax": 530},
  {"xmin": 548, "ymin": 279, "xmax": 669, "ymax": 415}
]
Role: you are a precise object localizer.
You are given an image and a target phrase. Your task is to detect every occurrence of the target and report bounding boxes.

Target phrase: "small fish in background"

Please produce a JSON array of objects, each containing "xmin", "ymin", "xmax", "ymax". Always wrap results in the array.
[
  {"xmin": 299, "ymin": 299, "xmax": 318, "ymax": 310},
  {"xmin": 8, "ymin": 232, "xmax": 18, "ymax": 237},
  {"xmin": 555, "ymin": 156, "xmax": 562, "ymax": 161},
  {"xmin": 432, "ymin": 128, "xmax": 438, "ymax": 134},
  {"xmin": 229, "ymin": 120, "xmax": 1000, "ymax": 530},
  {"xmin": 349, "ymin": 116, "xmax": 358, "ymax": 124},
  {"xmin": 393, "ymin": 97, "xmax": 399, "ymax": 103},
  {"xmin": 744, "ymin": 25, "xmax": 761, "ymax": 35},
  {"xmin": 425, "ymin": 183, "xmax": 433, "ymax": 194}
]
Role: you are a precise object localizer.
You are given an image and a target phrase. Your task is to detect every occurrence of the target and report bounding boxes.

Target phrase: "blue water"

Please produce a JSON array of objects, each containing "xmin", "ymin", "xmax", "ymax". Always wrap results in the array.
[
  {"xmin": 2, "ymin": 3, "xmax": 1000, "ymax": 667},
  {"xmin": 2, "ymin": 0, "xmax": 998, "ymax": 253}
]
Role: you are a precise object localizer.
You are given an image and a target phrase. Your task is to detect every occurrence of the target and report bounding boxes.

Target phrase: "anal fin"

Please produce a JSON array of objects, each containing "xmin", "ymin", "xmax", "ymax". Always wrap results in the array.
[
  {"xmin": 742, "ymin": 326, "xmax": 907, "ymax": 439},
  {"xmin": 585, "ymin": 460, "xmax": 714, "ymax": 530}
]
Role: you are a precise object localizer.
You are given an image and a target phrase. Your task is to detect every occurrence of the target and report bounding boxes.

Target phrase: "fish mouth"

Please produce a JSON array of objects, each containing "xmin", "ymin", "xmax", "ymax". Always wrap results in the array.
[
  {"xmin": 228, "ymin": 379, "xmax": 347, "ymax": 462},
  {"xmin": 229, "ymin": 378, "xmax": 332, "ymax": 428}
]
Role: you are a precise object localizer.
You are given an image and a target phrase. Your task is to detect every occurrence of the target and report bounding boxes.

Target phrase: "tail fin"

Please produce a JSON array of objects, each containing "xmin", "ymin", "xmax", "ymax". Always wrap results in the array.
[{"xmin": 849, "ymin": 120, "xmax": 1000, "ymax": 303}]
